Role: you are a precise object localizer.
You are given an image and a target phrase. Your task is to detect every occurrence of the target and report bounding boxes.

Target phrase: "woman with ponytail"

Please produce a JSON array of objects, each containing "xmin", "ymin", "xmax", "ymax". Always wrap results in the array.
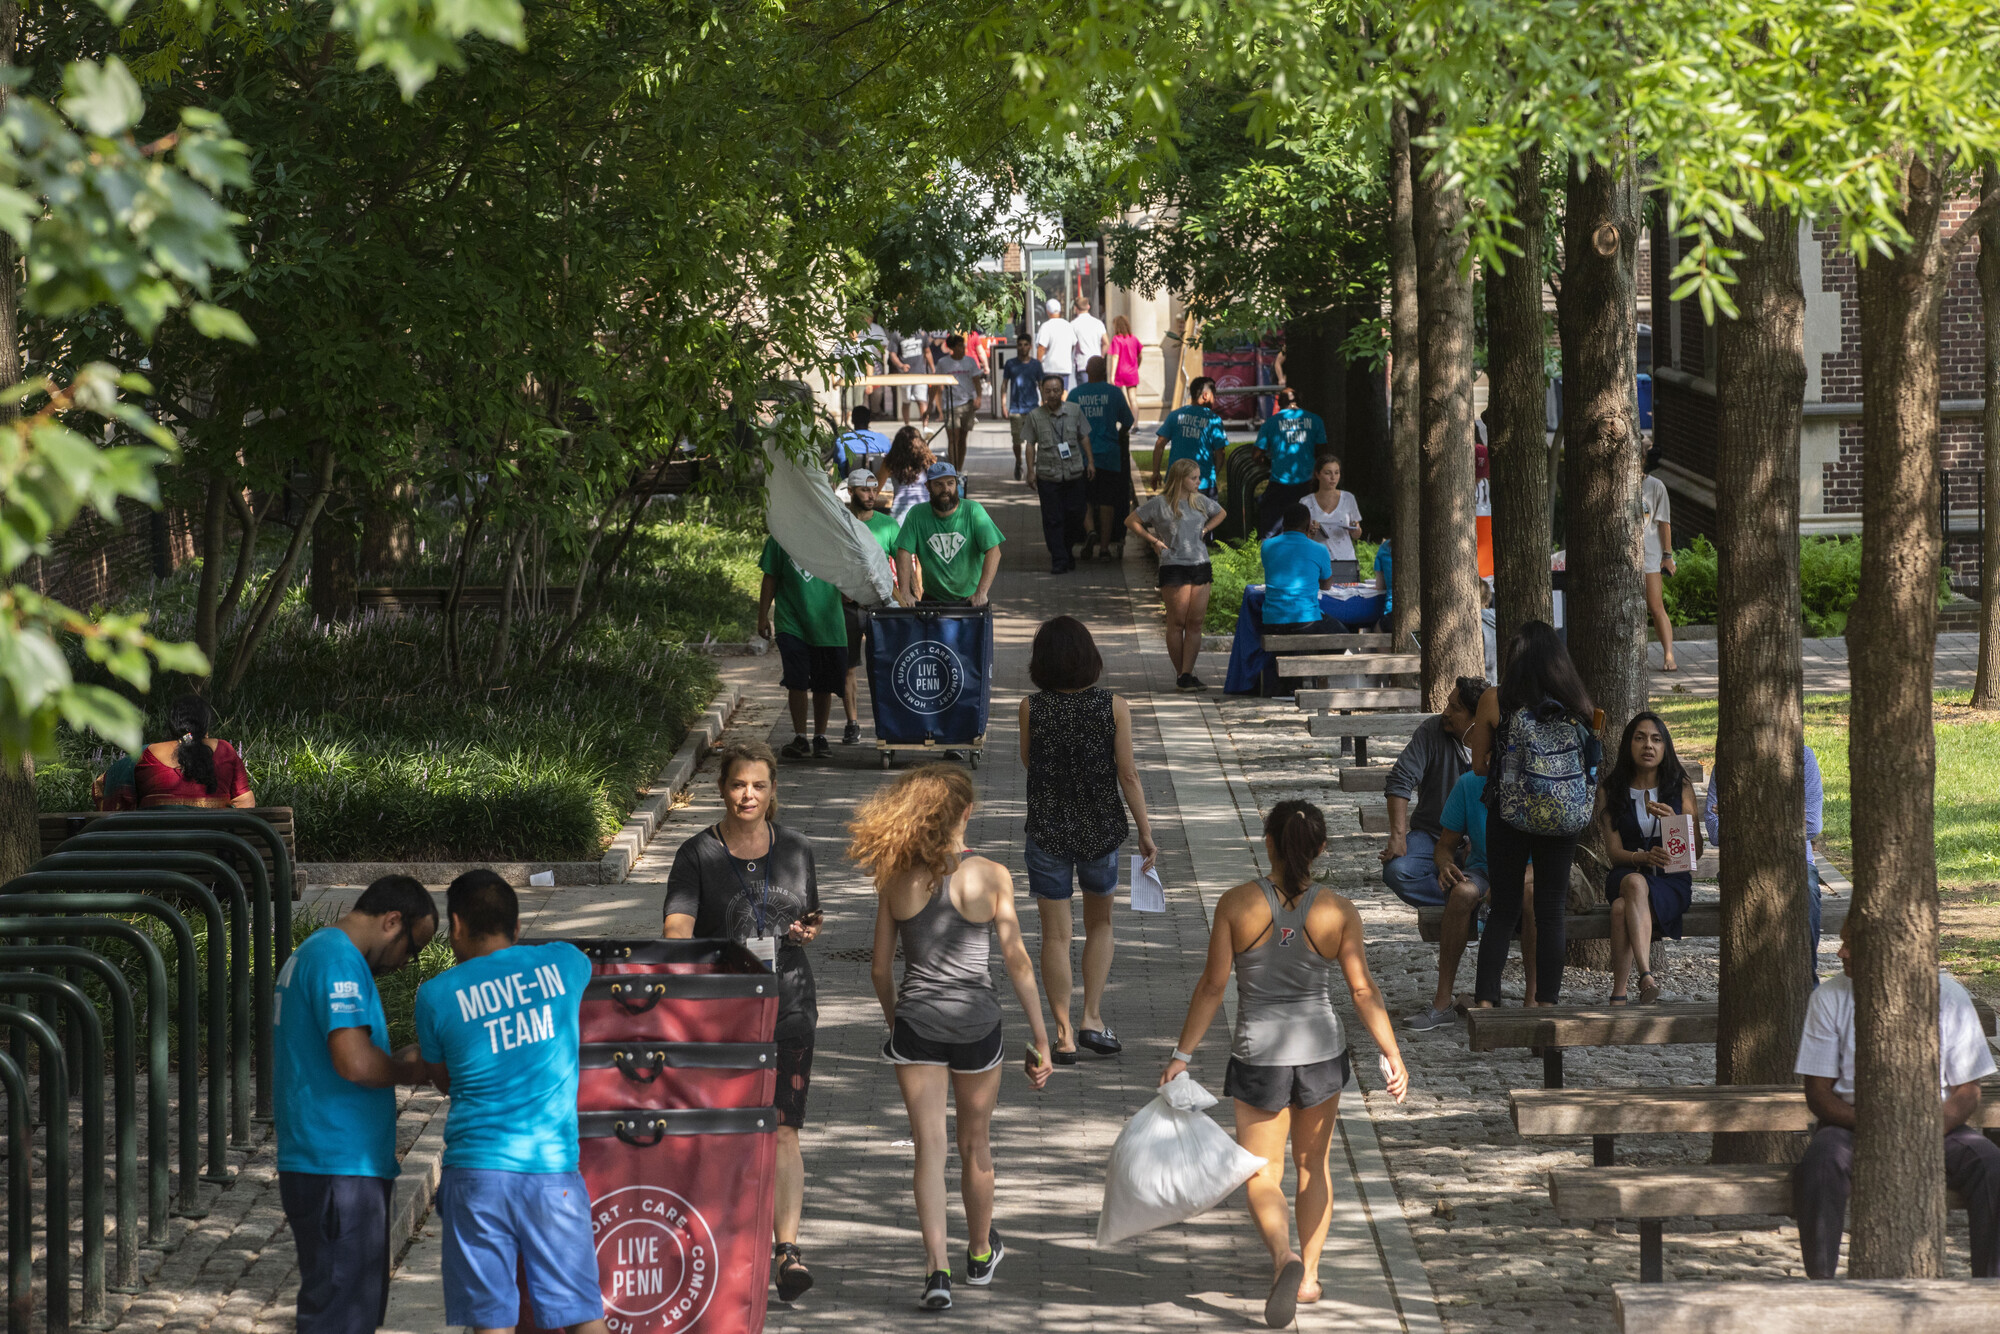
[
  {"xmin": 135, "ymin": 695, "xmax": 256, "ymax": 808},
  {"xmin": 1161, "ymin": 800, "xmax": 1408, "ymax": 1327}
]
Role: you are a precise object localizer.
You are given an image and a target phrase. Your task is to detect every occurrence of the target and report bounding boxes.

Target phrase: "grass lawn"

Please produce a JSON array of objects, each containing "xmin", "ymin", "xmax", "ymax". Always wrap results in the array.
[{"xmin": 1652, "ymin": 689, "xmax": 2000, "ymax": 995}]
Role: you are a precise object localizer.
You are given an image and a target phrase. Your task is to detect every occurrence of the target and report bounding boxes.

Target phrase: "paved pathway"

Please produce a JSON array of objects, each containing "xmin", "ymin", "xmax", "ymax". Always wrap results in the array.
[
  {"xmin": 1645, "ymin": 632, "xmax": 1981, "ymax": 698},
  {"xmin": 371, "ymin": 419, "xmax": 1440, "ymax": 1333}
]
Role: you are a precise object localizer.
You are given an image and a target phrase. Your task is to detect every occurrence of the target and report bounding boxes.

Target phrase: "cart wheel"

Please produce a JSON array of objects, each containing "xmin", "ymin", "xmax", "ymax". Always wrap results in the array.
[
  {"xmin": 879, "ymin": 752, "xmax": 892, "ymax": 769},
  {"xmin": 970, "ymin": 751, "xmax": 980, "ymax": 770}
]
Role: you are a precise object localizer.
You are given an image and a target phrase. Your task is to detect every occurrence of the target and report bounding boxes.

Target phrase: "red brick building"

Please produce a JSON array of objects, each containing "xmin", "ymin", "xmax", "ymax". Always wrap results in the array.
[{"xmin": 1648, "ymin": 210, "xmax": 1987, "ymax": 590}]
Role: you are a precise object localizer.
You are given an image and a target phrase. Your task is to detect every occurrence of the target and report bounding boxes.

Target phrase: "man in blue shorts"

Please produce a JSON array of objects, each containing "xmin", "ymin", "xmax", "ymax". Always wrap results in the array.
[
  {"xmin": 274, "ymin": 874, "xmax": 438, "ymax": 1334},
  {"xmin": 416, "ymin": 871, "xmax": 604, "ymax": 1334}
]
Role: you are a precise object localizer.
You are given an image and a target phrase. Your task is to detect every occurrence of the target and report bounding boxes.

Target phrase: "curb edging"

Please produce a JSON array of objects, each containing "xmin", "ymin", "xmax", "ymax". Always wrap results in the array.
[{"xmin": 389, "ymin": 1115, "xmax": 447, "ymax": 1269}]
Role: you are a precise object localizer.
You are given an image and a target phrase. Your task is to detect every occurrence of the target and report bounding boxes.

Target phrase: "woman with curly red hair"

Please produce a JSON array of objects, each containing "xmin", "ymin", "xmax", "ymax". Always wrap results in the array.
[{"xmin": 851, "ymin": 764, "xmax": 1052, "ymax": 1311}]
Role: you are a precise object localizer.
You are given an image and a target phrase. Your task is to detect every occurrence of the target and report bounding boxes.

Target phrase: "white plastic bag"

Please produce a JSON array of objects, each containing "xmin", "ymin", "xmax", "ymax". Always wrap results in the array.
[{"xmin": 1096, "ymin": 1073, "xmax": 1267, "ymax": 1246}]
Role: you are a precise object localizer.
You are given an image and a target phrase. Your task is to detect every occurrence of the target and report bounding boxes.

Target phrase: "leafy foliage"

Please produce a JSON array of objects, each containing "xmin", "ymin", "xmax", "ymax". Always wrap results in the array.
[{"xmin": 1661, "ymin": 535, "xmax": 1953, "ymax": 635}]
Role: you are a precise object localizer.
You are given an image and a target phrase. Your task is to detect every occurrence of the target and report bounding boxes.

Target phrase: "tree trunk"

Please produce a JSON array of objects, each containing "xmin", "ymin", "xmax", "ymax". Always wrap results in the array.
[
  {"xmin": 1487, "ymin": 144, "xmax": 1552, "ymax": 651},
  {"xmin": 1558, "ymin": 154, "xmax": 1647, "ymax": 740},
  {"xmin": 484, "ymin": 526, "xmax": 529, "ymax": 683},
  {"xmin": 1410, "ymin": 112, "xmax": 1485, "ymax": 708},
  {"xmin": 442, "ymin": 500, "xmax": 488, "ymax": 681},
  {"xmin": 1711, "ymin": 207, "xmax": 1811, "ymax": 1164},
  {"xmin": 309, "ymin": 506, "xmax": 358, "ymax": 622},
  {"xmin": 1974, "ymin": 162, "xmax": 2000, "ymax": 708},
  {"xmin": 536, "ymin": 489, "xmax": 648, "ymax": 673},
  {"xmin": 195, "ymin": 475, "xmax": 228, "ymax": 665},
  {"xmin": 1388, "ymin": 107, "xmax": 1424, "ymax": 654},
  {"xmin": 216, "ymin": 489, "xmax": 264, "ymax": 631},
  {"xmin": 220, "ymin": 449, "xmax": 335, "ymax": 695},
  {"xmin": 359, "ymin": 480, "xmax": 414, "ymax": 579},
  {"xmin": 1847, "ymin": 153, "xmax": 1949, "ymax": 1279},
  {"xmin": 0, "ymin": 2, "xmax": 34, "ymax": 878}
]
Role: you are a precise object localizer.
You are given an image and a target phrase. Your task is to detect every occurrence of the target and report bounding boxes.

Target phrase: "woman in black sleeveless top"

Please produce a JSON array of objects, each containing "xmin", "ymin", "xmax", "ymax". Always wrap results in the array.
[
  {"xmin": 1596, "ymin": 711, "xmax": 1699, "ymax": 1005},
  {"xmin": 1018, "ymin": 616, "xmax": 1157, "ymax": 1062}
]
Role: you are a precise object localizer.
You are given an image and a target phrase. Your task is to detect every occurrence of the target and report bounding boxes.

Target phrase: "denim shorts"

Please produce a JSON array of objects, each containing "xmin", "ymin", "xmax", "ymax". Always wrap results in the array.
[
  {"xmin": 1024, "ymin": 834, "xmax": 1120, "ymax": 901},
  {"xmin": 440, "ymin": 1167, "xmax": 602, "ymax": 1330}
]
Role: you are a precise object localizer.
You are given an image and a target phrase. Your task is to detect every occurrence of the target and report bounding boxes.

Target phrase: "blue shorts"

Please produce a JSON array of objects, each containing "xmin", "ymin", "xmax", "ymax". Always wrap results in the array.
[
  {"xmin": 1024, "ymin": 835, "xmax": 1119, "ymax": 900},
  {"xmin": 440, "ymin": 1167, "xmax": 602, "ymax": 1330}
]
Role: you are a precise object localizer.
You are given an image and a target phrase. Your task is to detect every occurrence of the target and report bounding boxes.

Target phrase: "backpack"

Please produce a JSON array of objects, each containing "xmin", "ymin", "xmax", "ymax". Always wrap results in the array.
[{"xmin": 1486, "ymin": 702, "xmax": 1601, "ymax": 837}]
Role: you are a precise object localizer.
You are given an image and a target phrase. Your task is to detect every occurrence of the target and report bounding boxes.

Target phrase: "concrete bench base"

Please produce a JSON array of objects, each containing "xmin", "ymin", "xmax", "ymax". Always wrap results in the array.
[{"xmin": 1614, "ymin": 1279, "xmax": 2000, "ymax": 1331}]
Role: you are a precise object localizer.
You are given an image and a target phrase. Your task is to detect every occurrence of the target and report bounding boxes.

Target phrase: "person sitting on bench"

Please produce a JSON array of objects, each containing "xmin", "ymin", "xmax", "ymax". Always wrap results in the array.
[
  {"xmin": 1793, "ymin": 916, "xmax": 2000, "ymax": 1278},
  {"xmin": 1378, "ymin": 677, "xmax": 1478, "ymax": 911},
  {"xmin": 1404, "ymin": 741, "xmax": 1535, "ymax": 1031},
  {"xmin": 1257, "ymin": 501, "xmax": 1334, "ymax": 697}
]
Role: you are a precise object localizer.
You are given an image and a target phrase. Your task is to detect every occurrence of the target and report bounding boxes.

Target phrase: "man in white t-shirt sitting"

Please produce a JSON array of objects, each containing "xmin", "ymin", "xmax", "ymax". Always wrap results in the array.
[
  {"xmin": 1793, "ymin": 917, "xmax": 2000, "ymax": 1277},
  {"xmin": 1034, "ymin": 298, "xmax": 1079, "ymax": 390}
]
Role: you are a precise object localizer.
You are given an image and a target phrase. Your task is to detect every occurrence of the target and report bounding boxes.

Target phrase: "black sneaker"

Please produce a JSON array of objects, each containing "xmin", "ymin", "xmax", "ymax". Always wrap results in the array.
[
  {"xmin": 1013, "ymin": 460, "xmax": 1023, "ymax": 481},
  {"xmin": 921, "ymin": 1270, "xmax": 952, "ymax": 1310},
  {"xmin": 842, "ymin": 721, "xmax": 861, "ymax": 745},
  {"xmin": 1183, "ymin": 675, "xmax": 1209, "ymax": 692},
  {"xmin": 1176, "ymin": 673, "xmax": 1198, "ymax": 691},
  {"xmin": 812, "ymin": 735, "xmax": 833, "ymax": 759},
  {"xmin": 965, "ymin": 1231, "xmax": 1004, "ymax": 1286},
  {"xmin": 780, "ymin": 735, "xmax": 812, "ymax": 760}
]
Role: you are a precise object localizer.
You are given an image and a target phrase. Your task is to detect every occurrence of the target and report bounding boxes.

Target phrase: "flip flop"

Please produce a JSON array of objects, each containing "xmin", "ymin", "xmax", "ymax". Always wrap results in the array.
[
  {"xmin": 1638, "ymin": 973, "xmax": 1663, "ymax": 1005},
  {"xmin": 1265, "ymin": 1258, "xmax": 1305, "ymax": 1328},
  {"xmin": 1078, "ymin": 1027, "xmax": 1122, "ymax": 1055}
]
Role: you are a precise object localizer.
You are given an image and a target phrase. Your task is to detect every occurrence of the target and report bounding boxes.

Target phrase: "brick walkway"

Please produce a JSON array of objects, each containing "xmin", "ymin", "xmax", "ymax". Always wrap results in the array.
[
  {"xmin": 1645, "ymin": 632, "xmax": 1980, "ymax": 698},
  {"xmin": 371, "ymin": 420, "xmax": 1437, "ymax": 1332}
]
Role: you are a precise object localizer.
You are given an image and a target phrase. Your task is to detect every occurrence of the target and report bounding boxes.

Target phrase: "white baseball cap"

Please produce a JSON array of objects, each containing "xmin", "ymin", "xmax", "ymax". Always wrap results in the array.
[
  {"xmin": 1045, "ymin": 298, "xmax": 1062, "ymax": 315},
  {"xmin": 846, "ymin": 469, "xmax": 878, "ymax": 489}
]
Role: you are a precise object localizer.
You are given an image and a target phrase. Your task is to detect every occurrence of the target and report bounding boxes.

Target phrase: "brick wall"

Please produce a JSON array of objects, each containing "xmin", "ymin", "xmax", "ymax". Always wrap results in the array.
[
  {"xmin": 19, "ymin": 501, "xmax": 198, "ymax": 610},
  {"xmin": 1653, "ymin": 377, "xmax": 1717, "ymax": 482},
  {"xmin": 1946, "ymin": 537, "xmax": 1982, "ymax": 591}
]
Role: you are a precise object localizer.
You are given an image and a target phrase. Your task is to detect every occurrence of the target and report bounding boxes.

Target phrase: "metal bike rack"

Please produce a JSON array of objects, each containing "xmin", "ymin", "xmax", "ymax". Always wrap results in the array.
[
  {"xmin": 0, "ymin": 975, "xmax": 107, "ymax": 1324},
  {"xmin": 1, "ymin": 948, "xmax": 143, "ymax": 1286},
  {"xmin": 0, "ymin": 888, "xmax": 226, "ymax": 1191},
  {"xmin": 39, "ymin": 848, "xmax": 257, "ymax": 1138},
  {"xmin": 0, "ymin": 1004, "xmax": 69, "ymax": 1334},
  {"xmin": 2, "ymin": 1049, "xmax": 31, "ymax": 1334},
  {"xmin": 73, "ymin": 811, "xmax": 295, "ymax": 963},
  {"xmin": 0, "ymin": 918, "xmax": 179, "ymax": 1229}
]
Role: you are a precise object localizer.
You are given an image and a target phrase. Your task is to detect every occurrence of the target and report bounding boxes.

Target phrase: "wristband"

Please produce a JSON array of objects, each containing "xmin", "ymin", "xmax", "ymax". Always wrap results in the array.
[{"xmin": 1172, "ymin": 1049, "xmax": 1194, "ymax": 1064}]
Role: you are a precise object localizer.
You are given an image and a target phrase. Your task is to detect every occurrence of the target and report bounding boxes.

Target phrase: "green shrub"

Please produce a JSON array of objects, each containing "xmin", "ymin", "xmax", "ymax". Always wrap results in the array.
[
  {"xmin": 1202, "ymin": 538, "xmax": 1377, "ymax": 634},
  {"xmin": 1661, "ymin": 534, "xmax": 1952, "ymax": 635}
]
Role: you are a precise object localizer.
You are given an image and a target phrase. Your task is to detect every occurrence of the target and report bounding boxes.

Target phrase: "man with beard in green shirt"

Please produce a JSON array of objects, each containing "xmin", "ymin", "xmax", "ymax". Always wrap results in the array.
[{"xmin": 894, "ymin": 462, "xmax": 1004, "ymax": 607}]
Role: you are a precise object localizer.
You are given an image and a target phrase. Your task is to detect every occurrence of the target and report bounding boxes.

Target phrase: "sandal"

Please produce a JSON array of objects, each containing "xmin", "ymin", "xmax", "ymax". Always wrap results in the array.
[
  {"xmin": 774, "ymin": 1242, "xmax": 814, "ymax": 1303},
  {"xmin": 1638, "ymin": 972, "xmax": 1662, "ymax": 1005},
  {"xmin": 1052, "ymin": 1021, "xmax": 1078, "ymax": 1065},
  {"xmin": 1078, "ymin": 1027, "xmax": 1122, "ymax": 1055},
  {"xmin": 1265, "ymin": 1257, "xmax": 1305, "ymax": 1329},
  {"xmin": 1608, "ymin": 994, "xmax": 1629, "ymax": 1007}
]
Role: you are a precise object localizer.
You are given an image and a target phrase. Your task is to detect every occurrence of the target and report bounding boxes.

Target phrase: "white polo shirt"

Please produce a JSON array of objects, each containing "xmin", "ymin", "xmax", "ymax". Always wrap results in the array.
[{"xmin": 1795, "ymin": 970, "xmax": 1995, "ymax": 1103}]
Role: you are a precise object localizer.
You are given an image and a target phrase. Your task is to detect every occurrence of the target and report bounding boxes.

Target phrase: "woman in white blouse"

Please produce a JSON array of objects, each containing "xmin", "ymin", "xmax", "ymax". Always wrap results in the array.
[{"xmin": 1303, "ymin": 455, "xmax": 1362, "ymax": 569}]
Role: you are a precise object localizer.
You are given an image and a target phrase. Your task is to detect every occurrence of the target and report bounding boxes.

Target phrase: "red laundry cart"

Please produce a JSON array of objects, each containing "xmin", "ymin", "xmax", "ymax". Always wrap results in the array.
[
  {"xmin": 579, "ymin": 1043, "xmax": 778, "ymax": 1112},
  {"xmin": 521, "ymin": 1108, "xmax": 778, "ymax": 1334},
  {"xmin": 574, "ymin": 939, "xmax": 778, "ymax": 1045}
]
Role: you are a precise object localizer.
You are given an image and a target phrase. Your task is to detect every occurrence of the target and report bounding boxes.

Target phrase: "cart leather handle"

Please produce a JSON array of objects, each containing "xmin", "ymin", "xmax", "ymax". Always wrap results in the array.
[
  {"xmin": 614, "ymin": 1118, "xmax": 668, "ymax": 1147},
  {"xmin": 612, "ymin": 1050, "xmax": 663, "ymax": 1083},
  {"xmin": 607, "ymin": 981, "xmax": 664, "ymax": 1014}
]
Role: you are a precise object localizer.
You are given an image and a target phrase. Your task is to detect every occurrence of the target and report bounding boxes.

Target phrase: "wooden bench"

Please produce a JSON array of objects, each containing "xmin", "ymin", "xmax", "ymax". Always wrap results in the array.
[
  {"xmin": 1555, "ymin": 1165, "xmax": 1971, "ymax": 1281},
  {"xmin": 1262, "ymin": 632, "xmax": 1394, "ymax": 653},
  {"xmin": 1614, "ymin": 1279, "xmax": 2000, "ymax": 1332},
  {"xmin": 1469, "ymin": 1003, "xmax": 1721, "ymax": 1088},
  {"xmin": 1416, "ymin": 895, "xmax": 1847, "ymax": 945},
  {"xmin": 1340, "ymin": 767, "xmax": 1390, "ymax": 792},
  {"xmin": 1513, "ymin": 1078, "xmax": 2000, "ymax": 1165},
  {"xmin": 1275, "ymin": 652, "xmax": 1420, "ymax": 677},
  {"xmin": 1294, "ymin": 686, "xmax": 1423, "ymax": 765},
  {"xmin": 41, "ymin": 807, "xmax": 299, "ymax": 895},
  {"xmin": 1294, "ymin": 688, "xmax": 1422, "ymax": 712}
]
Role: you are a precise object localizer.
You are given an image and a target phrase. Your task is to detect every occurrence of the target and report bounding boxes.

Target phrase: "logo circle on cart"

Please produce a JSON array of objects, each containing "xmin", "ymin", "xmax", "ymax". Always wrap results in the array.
[
  {"xmin": 592, "ymin": 1185, "xmax": 716, "ymax": 1333},
  {"xmin": 892, "ymin": 641, "xmax": 964, "ymax": 714}
]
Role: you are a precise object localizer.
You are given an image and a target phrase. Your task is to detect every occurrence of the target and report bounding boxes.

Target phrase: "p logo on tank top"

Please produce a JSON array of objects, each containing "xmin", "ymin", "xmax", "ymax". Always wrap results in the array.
[{"xmin": 1277, "ymin": 926, "xmax": 1297, "ymax": 947}]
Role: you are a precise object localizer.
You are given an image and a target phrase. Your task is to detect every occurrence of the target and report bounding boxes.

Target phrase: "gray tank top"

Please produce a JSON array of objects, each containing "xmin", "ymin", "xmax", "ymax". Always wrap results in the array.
[
  {"xmin": 1231, "ymin": 877, "xmax": 1346, "ymax": 1066},
  {"xmin": 895, "ymin": 864, "xmax": 1001, "ymax": 1043}
]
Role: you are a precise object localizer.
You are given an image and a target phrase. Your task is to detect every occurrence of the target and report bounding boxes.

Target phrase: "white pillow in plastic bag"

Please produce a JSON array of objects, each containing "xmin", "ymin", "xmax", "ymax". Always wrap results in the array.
[{"xmin": 1096, "ymin": 1073, "xmax": 1268, "ymax": 1246}]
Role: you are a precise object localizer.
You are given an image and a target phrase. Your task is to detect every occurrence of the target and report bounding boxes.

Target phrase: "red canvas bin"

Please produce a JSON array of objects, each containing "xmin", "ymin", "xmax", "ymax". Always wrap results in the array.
[
  {"xmin": 578, "ymin": 1043, "xmax": 778, "ymax": 1112},
  {"xmin": 521, "ymin": 1108, "xmax": 777, "ymax": 1334},
  {"xmin": 571, "ymin": 939, "xmax": 778, "ymax": 1046}
]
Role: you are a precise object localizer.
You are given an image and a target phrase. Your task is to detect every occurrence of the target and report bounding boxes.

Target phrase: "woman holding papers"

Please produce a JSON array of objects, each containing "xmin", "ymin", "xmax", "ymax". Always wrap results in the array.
[
  {"xmin": 1017, "ymin": 616, "xmax": 1158, "ymax": 1063},
  {"xmin": 1597, "ymin": 711, "xmax": 1700, "ymax": 1006}
]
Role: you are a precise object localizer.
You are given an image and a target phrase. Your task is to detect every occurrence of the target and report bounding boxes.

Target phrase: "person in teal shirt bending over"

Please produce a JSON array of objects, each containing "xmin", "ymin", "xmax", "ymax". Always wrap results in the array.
[
  {"xmin": 1068, "ymin": 354, "xmax": 1137, "ymax": 560},
  {"xmin": 274, "ymin": 874, "xmax": 438, "ymax": 1334},
  {"xmin": 416, "ymin": 871, "xmax": 605, "ymax": 1334},
  {"xmin": 1150, "ymin": 376, "xmax": 1229, "ymax": 497},
  {"xmin": 1258, "ymin": 501, "xmax": 1334, "ymax": 695},
  {"xmin": 1254, "ymin": 388, "xmax": 1328, "ymax": 535}
]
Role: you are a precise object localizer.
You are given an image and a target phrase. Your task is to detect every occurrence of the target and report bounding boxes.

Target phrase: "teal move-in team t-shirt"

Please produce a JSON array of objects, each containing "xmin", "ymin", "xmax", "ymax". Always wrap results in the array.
[
  {"xmin": 273, "ymin": 927, "xmax": 399, "ymax": 1179},
  {"xmin": 415, "ymin": 940, "xmax": 594, "ymax": 1173}
]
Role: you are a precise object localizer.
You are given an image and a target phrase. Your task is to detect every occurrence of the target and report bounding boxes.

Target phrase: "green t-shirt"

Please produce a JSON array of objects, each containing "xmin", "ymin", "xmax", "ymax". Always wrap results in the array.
[
  {"xmin": 894, "ymin": 499, "xmax": 1005, "ymax": 601},
  {"xmin": 864, "ymin": 511, "xmax": 900, "ymax": 558},
  {"xmin": 759, "ymin": 537, "xmax": 847, "ymax": 647}
]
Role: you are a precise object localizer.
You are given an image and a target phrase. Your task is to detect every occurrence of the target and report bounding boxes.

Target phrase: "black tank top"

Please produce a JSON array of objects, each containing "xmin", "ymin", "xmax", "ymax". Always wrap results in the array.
[{"xmin": 1024, "ymin": 688, "xmax": 1127, "ymax": 859}]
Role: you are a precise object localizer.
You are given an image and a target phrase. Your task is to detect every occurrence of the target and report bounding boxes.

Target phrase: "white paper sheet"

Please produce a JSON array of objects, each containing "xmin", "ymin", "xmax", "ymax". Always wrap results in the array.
[{"xmin": 1129, "ymin": 856, "xmax": 1166, "ymax": 913}]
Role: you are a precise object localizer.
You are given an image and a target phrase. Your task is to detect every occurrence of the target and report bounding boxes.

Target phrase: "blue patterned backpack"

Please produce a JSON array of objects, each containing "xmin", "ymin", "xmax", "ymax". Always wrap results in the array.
[{"xmin": 1487, "ymin": 701, "xmax": 1601, "ymax": 837}]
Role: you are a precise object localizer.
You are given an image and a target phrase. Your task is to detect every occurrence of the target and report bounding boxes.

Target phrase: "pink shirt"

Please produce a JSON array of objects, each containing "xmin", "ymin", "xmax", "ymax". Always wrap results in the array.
[{"xmin": 1108, "ymin": 333, "xmax": 1143, "ymax": 387}]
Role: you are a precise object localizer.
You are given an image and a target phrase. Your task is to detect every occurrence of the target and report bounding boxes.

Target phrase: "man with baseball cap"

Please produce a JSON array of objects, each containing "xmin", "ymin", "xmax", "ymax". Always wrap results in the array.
[
  {"xmin": 894, "ymin": 462, "xmax": 1003, "ymax": 609},
  {"xmin": 841, "ymin": 469, "xmax": 902, "ymax": 742}
]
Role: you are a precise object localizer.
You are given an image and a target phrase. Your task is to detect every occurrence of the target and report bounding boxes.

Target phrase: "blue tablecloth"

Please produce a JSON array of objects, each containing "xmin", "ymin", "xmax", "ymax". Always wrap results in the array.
[{"xmin": 1223, "ymin": 585, "xmax": 1391, "ymax": 695}]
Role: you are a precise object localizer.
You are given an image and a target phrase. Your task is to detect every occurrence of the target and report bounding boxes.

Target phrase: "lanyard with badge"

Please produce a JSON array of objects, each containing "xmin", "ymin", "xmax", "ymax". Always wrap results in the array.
[{"xmin": 721, "ymin": 823, "xmax": 780, "ymax": 967}]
